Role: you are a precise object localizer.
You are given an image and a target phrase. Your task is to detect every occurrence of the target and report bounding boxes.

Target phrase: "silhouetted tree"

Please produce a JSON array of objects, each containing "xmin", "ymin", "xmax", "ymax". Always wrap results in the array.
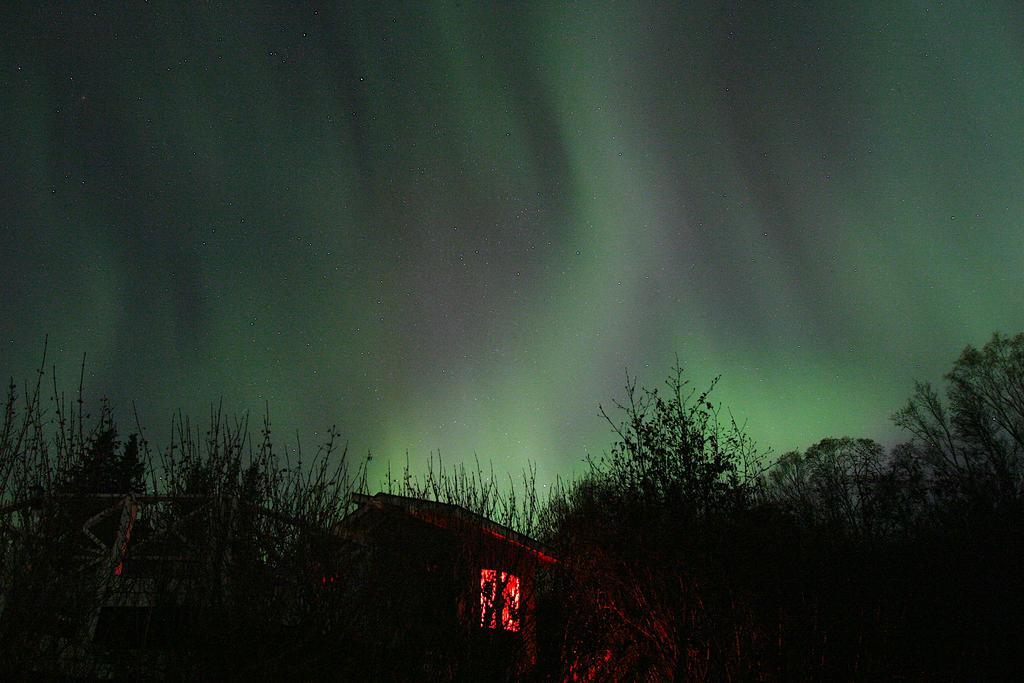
[
  {"xmin": 60, "ymin": 402, "xmax": 145, "ymax": 495},
  {"xmin": 894, "ymin": 332, "xmax": 1024, "ymax": 507},
  {"xmin": 541, "ymin": 364, "xmax": 767, "ymax": 680},
  {"xmin": 766, "ymin": 437, "xmax": 928, "ymax": 538}
]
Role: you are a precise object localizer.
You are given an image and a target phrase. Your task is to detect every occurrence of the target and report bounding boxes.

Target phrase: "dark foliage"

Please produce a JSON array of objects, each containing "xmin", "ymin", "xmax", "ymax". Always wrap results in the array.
[
  {"xmin": 538, "ymin": 337, "xmax": 1024, "ymax": 681},
  {"xmin": 0, "ymin": 352, "xmax": 541, "ymax": 680},
  {"xmin": 61, "ymin": 403, "xmax": 145, "ymax": 495},
  {"xmin": 3, "ymin": 334, "xmax": 1024, "ymax": 680}
]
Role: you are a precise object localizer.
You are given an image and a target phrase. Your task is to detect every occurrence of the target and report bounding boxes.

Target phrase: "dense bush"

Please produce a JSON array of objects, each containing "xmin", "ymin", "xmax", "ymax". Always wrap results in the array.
[{"xmin": 537, "ymin": 335, "xmax": 1024, "ymax": 681}]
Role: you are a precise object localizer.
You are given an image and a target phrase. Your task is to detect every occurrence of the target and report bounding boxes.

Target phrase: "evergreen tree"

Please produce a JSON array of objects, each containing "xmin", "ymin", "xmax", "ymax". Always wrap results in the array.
[{"xmin": 63, "ymin": 402, "xmax": 145, "ymax": 494}]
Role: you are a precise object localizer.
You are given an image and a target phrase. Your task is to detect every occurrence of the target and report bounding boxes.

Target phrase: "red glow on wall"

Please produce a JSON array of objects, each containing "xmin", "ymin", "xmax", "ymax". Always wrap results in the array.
[
  {"xmin": 568, "ymin": 649, "xmax": 614, "ymax": 682},
  {"xmin": 477, "ymin": 526, "xmax": 559, "ymax": 565},
  {"xmin": 480, "ymin": 568, "xmax": 520, "ymax": 632},
  {"xmin": 113, "ymin": 502, "xmax": 136, "ymax": 577}
]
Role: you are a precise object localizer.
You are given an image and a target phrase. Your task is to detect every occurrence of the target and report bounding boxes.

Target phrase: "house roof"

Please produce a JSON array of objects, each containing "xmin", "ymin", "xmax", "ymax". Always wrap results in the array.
[{"xmin": 343, "ymin": 492, "xmax": 558, "ymax": 565}]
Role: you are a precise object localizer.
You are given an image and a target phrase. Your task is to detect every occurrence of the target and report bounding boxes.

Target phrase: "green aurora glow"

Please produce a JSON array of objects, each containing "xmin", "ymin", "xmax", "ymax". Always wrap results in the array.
[{"xmin": 3, "ymin": 2, "xmax": 1023, "ymax": 486}]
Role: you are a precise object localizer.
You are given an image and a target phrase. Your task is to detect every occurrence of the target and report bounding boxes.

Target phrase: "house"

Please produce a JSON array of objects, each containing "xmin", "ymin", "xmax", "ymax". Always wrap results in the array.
[{"xmin": 332, "ymin": 492, "xmax": 558, "ymax": 679}]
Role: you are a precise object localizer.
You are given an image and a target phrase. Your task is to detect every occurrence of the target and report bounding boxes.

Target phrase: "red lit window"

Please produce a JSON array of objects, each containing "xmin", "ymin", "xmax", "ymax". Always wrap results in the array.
[{"xmin": 480, "ymin": 568, "xmax": 520, "ymax": 632}]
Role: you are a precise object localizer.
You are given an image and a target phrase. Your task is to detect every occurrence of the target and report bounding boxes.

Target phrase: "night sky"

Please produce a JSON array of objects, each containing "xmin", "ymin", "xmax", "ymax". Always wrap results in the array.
[{"xmin": 3, "ymin": 3, "xmax": 1023, "ymax": 486}]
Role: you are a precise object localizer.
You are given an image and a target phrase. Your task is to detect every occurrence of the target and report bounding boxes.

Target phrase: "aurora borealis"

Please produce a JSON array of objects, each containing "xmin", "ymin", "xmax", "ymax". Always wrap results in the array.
[{"xmin": 3, "ymin": 3, "xmax": 1023, "ymax": 486}]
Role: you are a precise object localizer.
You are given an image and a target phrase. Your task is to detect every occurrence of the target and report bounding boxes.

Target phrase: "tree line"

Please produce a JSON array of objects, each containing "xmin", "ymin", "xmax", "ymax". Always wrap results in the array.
[
  {"xmin": 539, "ymin": 332, "xmax": 1024, "ymax": 680},
  {"xmin": 1, "ymin": 333, "xmax": 1022, "ymax": 679}
]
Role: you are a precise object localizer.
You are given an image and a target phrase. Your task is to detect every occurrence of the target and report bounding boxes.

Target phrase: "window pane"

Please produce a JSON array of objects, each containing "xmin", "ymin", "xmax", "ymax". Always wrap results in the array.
[{"xmin": 480, "ymin": 568, "xmax": 520, "ymax": 632}]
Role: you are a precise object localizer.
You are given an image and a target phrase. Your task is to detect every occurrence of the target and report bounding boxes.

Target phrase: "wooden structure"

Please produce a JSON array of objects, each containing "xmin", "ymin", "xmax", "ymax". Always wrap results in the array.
[
  {"xmin": 0, "ymin": 492, "xmax": 326, "ymax": 678},
  {"xmin": 334, "ymin": 492, "xmax": 558, "ymax": 678}
]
